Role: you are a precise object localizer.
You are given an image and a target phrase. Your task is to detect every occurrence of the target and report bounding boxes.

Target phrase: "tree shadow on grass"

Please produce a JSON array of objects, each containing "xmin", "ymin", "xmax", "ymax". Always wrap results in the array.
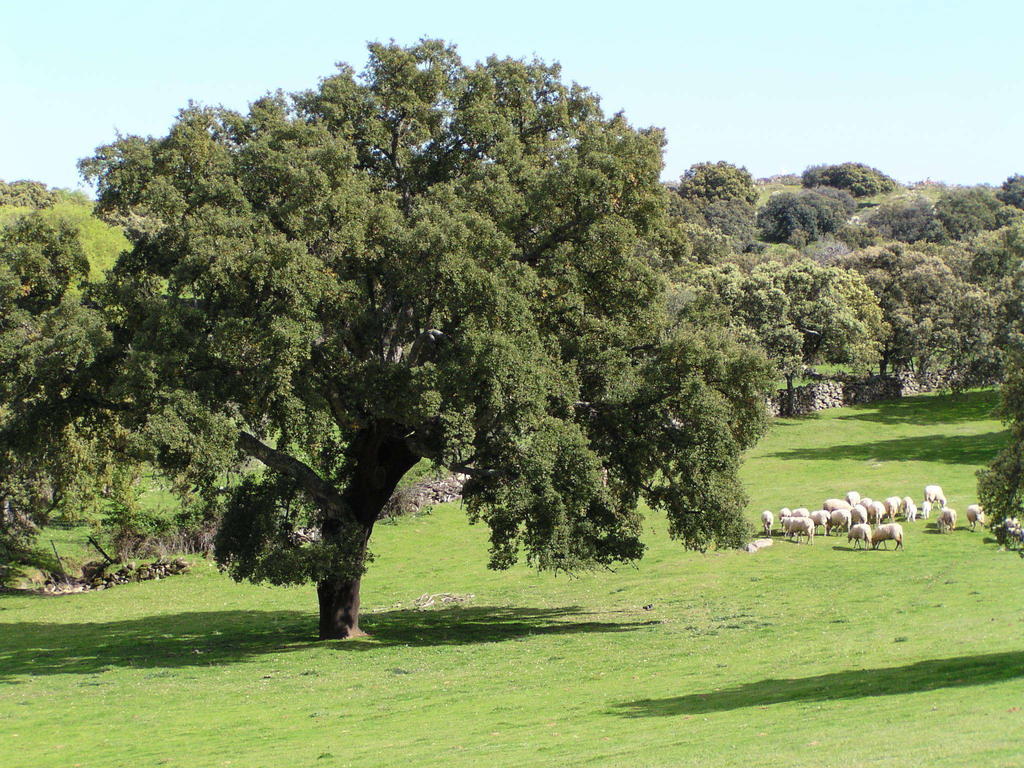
[
  {"xmin": 767, "ymin": 431, "xmax": 1007, "ymax": 466},
  {"xmin": 612, "ymin": 650, "xmax": 1024, "ymax": 717},
  {"xmin": 832, "ymin": 389, "xmax": 999, "ymax": 427},
  {"xmin": 0, "ymin": 605, "xmax": 656, "ymax": 680}
]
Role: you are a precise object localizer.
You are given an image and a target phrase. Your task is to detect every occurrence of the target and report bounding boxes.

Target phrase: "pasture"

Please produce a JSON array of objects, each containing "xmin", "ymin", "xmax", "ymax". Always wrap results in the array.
[{"xmin": 2, "ymin": 389, "xmax": 1022, "ymax": 767}]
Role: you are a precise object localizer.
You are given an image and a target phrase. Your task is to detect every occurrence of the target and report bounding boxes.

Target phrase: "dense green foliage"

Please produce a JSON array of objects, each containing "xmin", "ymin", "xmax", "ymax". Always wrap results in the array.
[
  {"xmin": 934, "ymin": 187, "xmax": 1021, "ymax": 241},
  {"xmin": 677, "ymin": 161, "xmax": 758, "ymax": 205},
  {"xmin": 688, "ymin": 260, "xmax": 882, "ymax": 400},
  {"xmin": 756, "ymin": 188, "xmax": 853, "ymax": 244},
  {"xmin": 865, "ymin": 195, "xmax": 938, "ymax": 242},
  {"xmin": 801, "ymin": 162, "xmax": 898, "ymax": 197},
  {"xmin": 1, "ymin": 41, "xmax": 779, "ymax": 638},
  {"xmin": 996, "ymin": 173, "xmax": 1024, "ymax": 210}
]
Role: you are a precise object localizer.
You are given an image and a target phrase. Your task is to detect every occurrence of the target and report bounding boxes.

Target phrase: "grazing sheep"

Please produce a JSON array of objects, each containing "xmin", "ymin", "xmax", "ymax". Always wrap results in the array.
[
  {"xmin": 920, "ymin": 500, "xmax": 932, "ymax": 519},
  {"xmin": 791, "ymin": 507, "xmax": 810, "ymax": 518},
  {"xmin": 846, "ymin": 491, "xmax": 862, "ymax": 508},
  {"xmin": 937, "ymin": 507, "xmax": 957, "ymax": 533},
  {"xmin": 848, "ymin": 523, "xmax": 872, "ymax": 549},
  {"xmin": 903, "ymin": 498, "xmax": 918, "ymax": 522},
  {"xmin": 850, "ymin": 504, "xmax": 869, "ymax": 525},
  {"xmin": 871, "ymin": 523, "xmax": 905, "ymax": 550},
  {"xmin": 782, "ymin": 515, "xmax": 815, "ymax": 544},
  {"xmin": 924, "ymin": 485, "xmax": 947, "ymax": 508},
  {"xmin": 868, "ymin": 500, "xmax": 887, "ymax": 524},
  {"xmin": 883, "ymin": 496, "xmax": 902, "ymax": 520},
  {"xmin": 823, "ymin": 498, "xmax": 852, "ymax": 512},
  {"xmin": 779, "ymin": 507, "xmax": 792, "ymax": 520},
  {"xmin": 810, "ymin": 509, "xmax": 830, "ymax": 534},
  {"xmin": 860, "ymin": 497, "xmax": 874, "ymax": 514},
  {"xmin": 966, "ymin": 504, "xmax": 985, "ymax": 531},
  {"xmin": 761, "ymin": 510, "xmax": 774, "ymax": 536},
  {"xmin": 828, "ymin": 508, "xmax": 852, "ymax": 535}
]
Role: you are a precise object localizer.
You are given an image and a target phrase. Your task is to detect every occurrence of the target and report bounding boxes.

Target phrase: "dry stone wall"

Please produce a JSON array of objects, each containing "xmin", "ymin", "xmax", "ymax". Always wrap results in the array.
[{"xmin": 769, "ymin": 370, "xmax": 966, "ymax": 417}]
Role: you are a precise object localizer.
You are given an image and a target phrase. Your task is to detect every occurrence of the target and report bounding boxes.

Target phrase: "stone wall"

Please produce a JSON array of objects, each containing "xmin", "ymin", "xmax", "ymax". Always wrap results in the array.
[{"xmin": 769, "ymin": 369, "xmax": 964, "ymax": 417}]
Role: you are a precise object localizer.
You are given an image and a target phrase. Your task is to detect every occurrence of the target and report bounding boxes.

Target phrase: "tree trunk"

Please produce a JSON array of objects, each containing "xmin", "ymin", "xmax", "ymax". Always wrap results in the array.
[
  {"xmin": 317, "ymin": 575, "xmax": 366, "ymax": 639},
  {"xmin": 785, "ymin": 373, "xmax": 795, "ymax": 417}
]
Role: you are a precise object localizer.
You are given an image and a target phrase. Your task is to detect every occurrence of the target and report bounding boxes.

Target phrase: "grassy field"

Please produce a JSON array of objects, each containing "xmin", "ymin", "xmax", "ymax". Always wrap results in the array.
[{"xmin": 2, "ymin": 389, "xmax": 1023, "ymax": 767}]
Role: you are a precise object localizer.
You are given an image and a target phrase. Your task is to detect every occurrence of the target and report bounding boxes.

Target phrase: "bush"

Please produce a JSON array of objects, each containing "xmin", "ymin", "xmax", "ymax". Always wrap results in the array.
[
  {"xmin": 867, "ymin": 195, "xmax": 939, "ymax": 242},
  {"xmin": 757, "ymin": 189, "xmax": 852, "ymax": 244},
  {"xmin": 934, "ymin": 187, "xmax": 1022, "ymax": 241},
  {"xmin": 801, "ymin": 163, "xmax": 899, "ymax": 197},
  {"xmin": 678, "ymin": 161, "xmax": 758, "ymax": 205},
  {"xmin": 997, "ymin": 174, "xmax": 1024, "ymax": 211}
]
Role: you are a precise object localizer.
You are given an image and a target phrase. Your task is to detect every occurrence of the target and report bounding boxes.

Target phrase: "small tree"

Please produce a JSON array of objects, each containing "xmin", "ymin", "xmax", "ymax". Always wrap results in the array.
[
  {"xmin": 934, "ymin": 187, "xmax": 1022, "ymax": 241},
  {"xmin": 866, "ymin": 196, "xmax": 939, "ymax": 242},
  {"xmin": 996, "ymin": 174, "xmax": 1024, "ymax": 211},
  {"xmin": 757, "ymin": 190, "xmax": 852, "ymax": 244},
  {"xmin": 677, "ymin": 162, "xmax": 758, "ymax": 206},
  {"xmin": 801, "ymin": 163, "xmax": 898, "ymax": 198}
]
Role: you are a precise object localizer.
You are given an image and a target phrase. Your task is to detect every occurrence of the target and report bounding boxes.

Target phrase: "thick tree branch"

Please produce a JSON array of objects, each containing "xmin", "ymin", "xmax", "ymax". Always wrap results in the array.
[{"xmin": 236, "ymin": 431, "xmax": 351, "ymax": 518}]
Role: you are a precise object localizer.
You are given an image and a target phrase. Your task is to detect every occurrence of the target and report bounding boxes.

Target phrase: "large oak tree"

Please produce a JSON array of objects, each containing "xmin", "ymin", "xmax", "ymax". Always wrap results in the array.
[{"xmin": 12, "ymin": 41, "xmax": 777, "ymax": 638}]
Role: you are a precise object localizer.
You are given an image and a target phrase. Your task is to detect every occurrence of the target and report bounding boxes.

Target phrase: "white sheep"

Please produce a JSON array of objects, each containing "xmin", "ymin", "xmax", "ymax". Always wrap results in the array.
[
  {"xmin": 850, "ymin": 504, "xmax": 869, "ymax": 526},
  {"xmin": 761, "ymin": 510, "xmax": 774, "ymax": 536},
  {"xmin": 902, "ymin": 496, "xmax": 917, "ymax": 521},
  {"xmin": 871, "ymin": 523, "xmax": 904, "ymax": 550},
  {"xmin": 791, "ymin": 507, "xmax": 810, "ymax": 518},
  {"xmin": 905, "ymin": 499, "xmax": 921, "ymax": 524},
  {"xmin": 860, "ymin": 497, "xmax": 874, "ymax": 513},
  {"xmin": 827, "ymin": 508, "xmax": 851, "ymax": 535},
  {"xmin": 868, "ymin": 500, "xmax": 887, "ymax": 525},
  {"xmin": 924, "ymin": 484, "xmax": 947, "ymax": 508},
  {"xmin": 810, "ymin": 509, "xmax": 830, "ymax": 534},
  {"xmin": 966, "ymin": 504, "xmax": 985, "ymax": 532},
  {"xmin": 779, "ymin": 507, "xmax": 792, "ymax": 519},
  {"xmin": 883, "ymin": 496, "xmax": 902, "ymax": 520},
  {"xmin": 823, "ymin": 498, "xmax": 852, "ymax": 512},
  {"xmin": 846, "ymin": 491, "xmax": 862, "ymax": 508},
  {"xmin": 782, "ymin": 515, "xmax": 815, "ymax": 544},
  {"xmin": 937, "ymin": 507, "xmax": 957, "ymax": 533},
  {"xmin": 920, "ymin": 500, "xmax": 932, "ymax": 519},
  {"xmin": 848, "ymin": 523, "xmax": 872, "ymax": 549}
]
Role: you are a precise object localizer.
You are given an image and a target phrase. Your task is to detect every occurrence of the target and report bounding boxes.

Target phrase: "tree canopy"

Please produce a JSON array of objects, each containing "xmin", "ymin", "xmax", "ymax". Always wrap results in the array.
[
  {"xmin": 0, "ymin": 40, "xmax": 781, "ymax": 638},
  {"xmin": 677, "ymin": 162, "xmax": 758, "ymax": 206},
  {"xmin": 801, "ymin": 163, "xmax": 898, "ymax": 197}
]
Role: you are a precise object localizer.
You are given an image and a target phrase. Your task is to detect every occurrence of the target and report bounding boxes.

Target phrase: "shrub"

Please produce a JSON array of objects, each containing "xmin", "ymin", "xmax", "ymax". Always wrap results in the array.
[
  {"xmin": 678, "ymin": 161, "xmax": 758, "ymax": 205},
  {"xmin": 801, "ymin": 163, "xmax": 899, "ymax": 197},
  {"xmin": 996, "ymin": 174, "xmax": 1024, "ymax": 211},
  {"xmin": 757, "ymin": 189, "xmax": 852, "ymax": 244},
  {"xmin": 867, "ymin": 195, "xmax": 939, "ymax": 242}
]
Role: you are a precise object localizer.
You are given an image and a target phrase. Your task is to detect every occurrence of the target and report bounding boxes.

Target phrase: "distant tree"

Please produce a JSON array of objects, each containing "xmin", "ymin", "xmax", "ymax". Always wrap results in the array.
[
  {"xmin": 838, "ymin": 244, "xmax": 978, "ymax": 375},
  {"xmin": 677, "ymin": 161, "xmax": 758, "ymax": 206},
  {"xmin": 702, "ymin": 198, "xmax": 757, "ymax": 246},
  {"xmin": 0, "ymin": 180, "xmax": 60, "ymax": 209},
  {"xmin": 934, "ymin": 187, "xmax": 1022, "ymax": 241},
  {"xmin": 996, "ymin": 174, "xmax": 1024, "ymax": 211},
  {"xmin": 756, "ymin": 190, "xmax": 852, "ymax": 244},
  {"xmin": 692, "ymin": 260, "xmax": 883, "ymax": 412},
  {"xmin": 866, "ymin": 196, "xmax": 939, "ymax": 242},
  {"xmin": 801, "ymin": 163, "xmax": 898, "ymax": 197},
  {"xmin": 52, "ymin": 41, "xmax": 776, "ymax": 639}
]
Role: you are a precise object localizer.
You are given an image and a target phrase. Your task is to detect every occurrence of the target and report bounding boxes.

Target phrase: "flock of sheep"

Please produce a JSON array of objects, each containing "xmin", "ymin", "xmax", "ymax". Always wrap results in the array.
[{"xmin": 761, "ymin": 484, "xmax": 985, "ymax": 550}]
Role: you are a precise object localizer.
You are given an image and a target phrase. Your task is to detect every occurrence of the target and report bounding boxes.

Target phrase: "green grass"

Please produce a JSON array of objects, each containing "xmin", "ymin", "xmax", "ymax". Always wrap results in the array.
[{"xmin": 2, "ymin": 389, "xmax": 1023, "ymax": 767}]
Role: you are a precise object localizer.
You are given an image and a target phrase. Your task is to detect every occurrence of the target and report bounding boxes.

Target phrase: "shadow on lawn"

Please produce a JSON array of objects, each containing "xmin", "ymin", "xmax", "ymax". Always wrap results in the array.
[
  {"xmin": 613, "ymin": 650, "xmax": 1024, "ymax": 716},
  {"xmin": 768, "ymin": 430, "xmax": 1007, "ymax": 466},
  {"xmin": 833, "ymin": 389, "xmax": 999, "ymax": 426},
  {"xmin": 0, "ymin": 605, "xmax": 655, "ymax": 680}
]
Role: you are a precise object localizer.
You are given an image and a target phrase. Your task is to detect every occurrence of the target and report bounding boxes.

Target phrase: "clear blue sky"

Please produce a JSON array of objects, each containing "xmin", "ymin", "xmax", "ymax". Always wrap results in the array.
[{"xmin": 3, "ymin": 0, "xmax": 1022, "ymax": 192}]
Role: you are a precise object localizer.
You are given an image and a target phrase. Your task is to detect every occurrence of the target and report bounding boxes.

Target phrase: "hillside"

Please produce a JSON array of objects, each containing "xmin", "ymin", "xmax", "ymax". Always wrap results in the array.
[{"xmin": 1, "ymin": 389, "xmax": 1021, "ymax": 768}]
